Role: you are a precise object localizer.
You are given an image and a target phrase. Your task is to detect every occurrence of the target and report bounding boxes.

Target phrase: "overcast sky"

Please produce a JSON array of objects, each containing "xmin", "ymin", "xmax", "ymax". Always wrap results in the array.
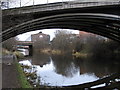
[
  {"xmin": 8, "ymin": 0, "xmax": 71, "ymax": 7},
  {"xmin": 17, "ymin": 29, "xmax": 79, "ymax": 41}
]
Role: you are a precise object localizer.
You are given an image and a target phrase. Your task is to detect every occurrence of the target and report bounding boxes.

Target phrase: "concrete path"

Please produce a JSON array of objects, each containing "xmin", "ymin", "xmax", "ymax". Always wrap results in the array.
[{"xmin": 2, "ymin": 56, "xmax": 21, "ymax": 88}]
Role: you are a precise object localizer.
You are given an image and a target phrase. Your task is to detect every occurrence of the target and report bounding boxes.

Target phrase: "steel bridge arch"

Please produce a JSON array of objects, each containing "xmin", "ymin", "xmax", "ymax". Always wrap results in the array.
[{"xmin": 2, "ymin": 13, "xmax": 120, "ymax": 42}]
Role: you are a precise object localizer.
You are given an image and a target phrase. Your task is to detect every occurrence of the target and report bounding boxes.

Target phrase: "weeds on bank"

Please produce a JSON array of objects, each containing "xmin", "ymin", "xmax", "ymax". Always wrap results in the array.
[{"xmin": 15, "ymin": 62, "xmax": 32, "ymax": 88}]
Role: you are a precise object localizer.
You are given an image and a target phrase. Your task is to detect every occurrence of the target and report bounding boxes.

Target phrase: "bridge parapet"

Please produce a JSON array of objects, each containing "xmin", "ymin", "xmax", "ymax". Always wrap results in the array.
[{"xmin": 3, "ymin": 1, "xmax": 120, "ymax": 16}]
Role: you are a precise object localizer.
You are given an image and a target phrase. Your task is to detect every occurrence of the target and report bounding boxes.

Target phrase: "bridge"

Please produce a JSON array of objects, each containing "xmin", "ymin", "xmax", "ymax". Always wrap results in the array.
[
  {"xmin": 17, "ymin": 41, "xmax": 33, "ymax": 46},
  {"xmin": 1, "ymin": 1, "xmax": 120, "ymax": 89},
  {"xmin": 16, "ymin": 41, "xmax": 33, "ymax": 56},
  {"xmin": 1, "ymin": 1, "xmax": 120, "ymax": 42}
]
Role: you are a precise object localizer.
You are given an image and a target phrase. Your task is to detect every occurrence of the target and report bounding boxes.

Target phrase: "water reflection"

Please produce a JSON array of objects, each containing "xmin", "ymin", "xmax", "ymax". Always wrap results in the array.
[
  {"xmin": 38, "ymin": 61, "xmax": 98, "ymax": 86},
  {"xmin": 74, "ymin": 57, "xmax": 120, "ymax": 78},
  {"xmin": 19, "ymin": 58, "xmax": 98, "ymax": 86},
  {"xmin": 19, "ymin": 52, "xmax": 120, "ymax": 87},
  {"xmin": 52, "ymin": 55, "xmax": 78, "ymax": 77},
  {"xmin": 32, "ymin": 52, "xmax": 50, "ymax": 67}
]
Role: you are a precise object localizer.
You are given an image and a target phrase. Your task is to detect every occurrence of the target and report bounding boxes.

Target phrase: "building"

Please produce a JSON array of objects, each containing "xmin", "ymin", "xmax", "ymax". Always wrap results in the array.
[
  {"xmin": 31, "ymin": 32, "xmax": 50, "ymax": 49},
  {"xmin": 79, "ymin": 31, "xmax": 108, "ymax": 43},
  {"xmin": 31, "ymin": 32, "xmax": 50, "ymax": 43}
]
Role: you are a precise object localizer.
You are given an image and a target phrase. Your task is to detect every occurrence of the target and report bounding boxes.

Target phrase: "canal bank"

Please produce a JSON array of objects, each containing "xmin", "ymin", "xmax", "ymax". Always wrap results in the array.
[
  {"xmin": 2, "ymin": 52, "xmax": 32, "ymax": 89},
  {"xmin": 15, "ymin": 61, "xmax": 32, "ymax": 88}
]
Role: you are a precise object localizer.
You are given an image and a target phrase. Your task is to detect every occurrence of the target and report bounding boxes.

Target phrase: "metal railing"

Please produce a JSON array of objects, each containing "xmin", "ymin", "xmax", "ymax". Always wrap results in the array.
[
  {"xmin": 1, "ymin": 0, "xmax": 120, "ymax": 9},
  {"xmin": 2, "ymin": 1, "xmax": 120, "ymax": 16}
]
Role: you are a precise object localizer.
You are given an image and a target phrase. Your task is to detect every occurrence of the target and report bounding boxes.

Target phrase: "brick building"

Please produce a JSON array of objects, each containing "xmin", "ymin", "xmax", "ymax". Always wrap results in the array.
[
  {"xmin": 31, "ymin": 32, "xmax": 50, "ymax": 43},
  {"xmin": 31, "ymin": 32, "xmax": 50, "ymax": 49},
  {"xmin": 79, "ymin": 31, "xmax": 107, "ymax": 43}
]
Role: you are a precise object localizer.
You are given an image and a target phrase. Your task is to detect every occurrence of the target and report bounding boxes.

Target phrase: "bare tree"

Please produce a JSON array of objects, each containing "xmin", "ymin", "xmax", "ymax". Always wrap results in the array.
[
  {"xmin": 52, "ymin": 30, "xmax": 77, "ymax": 53},
  {"xmin": 2, "ymin": 37, "xmax": 18, "ymax": 51}
]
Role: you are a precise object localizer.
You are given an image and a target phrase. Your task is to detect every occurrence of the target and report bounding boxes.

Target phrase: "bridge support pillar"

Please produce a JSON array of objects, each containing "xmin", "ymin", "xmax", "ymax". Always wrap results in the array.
[{"xmin": 29, "ymin": 45, "xmax": 33, "ymax": 56}]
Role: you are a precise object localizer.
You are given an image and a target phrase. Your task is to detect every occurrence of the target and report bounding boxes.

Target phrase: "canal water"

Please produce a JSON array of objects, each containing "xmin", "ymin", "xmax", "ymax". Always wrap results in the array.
[{"xmin": 19, "ymin": 52, "xmax": 120, "ymax": 87}]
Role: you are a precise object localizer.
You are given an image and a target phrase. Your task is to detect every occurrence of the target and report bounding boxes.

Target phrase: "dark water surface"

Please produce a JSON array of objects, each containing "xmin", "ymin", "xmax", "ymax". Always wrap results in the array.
[{"xmin": 19, "ymin": 52, "xmax": 120, "ymax": 87}]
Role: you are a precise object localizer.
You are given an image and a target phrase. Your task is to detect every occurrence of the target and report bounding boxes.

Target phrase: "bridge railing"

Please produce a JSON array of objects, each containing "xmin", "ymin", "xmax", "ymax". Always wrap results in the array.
[
  {"xmin": 65, "ymin": 1, "xmax": 120, "ymax": 8},
  {"xmin": 3, "ymin": 1, "xmax": 120, "ymax": 15},
  {"xmin": 1, "ymin": 0, "xmax": 120, "ymax": 9}
]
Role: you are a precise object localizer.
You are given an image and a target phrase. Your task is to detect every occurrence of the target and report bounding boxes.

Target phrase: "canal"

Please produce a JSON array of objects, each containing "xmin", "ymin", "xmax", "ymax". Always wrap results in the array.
[{"xmin": 19, "ymin": 51, "xmax": 120, "ymax": 87}]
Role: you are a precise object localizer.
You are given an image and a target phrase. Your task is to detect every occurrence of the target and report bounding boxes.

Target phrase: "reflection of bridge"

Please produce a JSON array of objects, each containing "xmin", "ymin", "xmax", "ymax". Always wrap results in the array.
[
  {"xmin": 17, "ymin": 41, "xmax": 33, "ymax": 56},
  {"xmin": 2, "ymin": 1, "xmax": 120, "ymax": 42}
]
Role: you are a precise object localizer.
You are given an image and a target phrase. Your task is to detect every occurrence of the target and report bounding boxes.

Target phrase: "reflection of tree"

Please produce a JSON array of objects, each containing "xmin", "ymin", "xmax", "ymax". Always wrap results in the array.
[
  {"xmin": 31, "ymin": 50, "xmax": 120, "ymax": 79},
  {"xmin": 74, "ymin": 57, "xmax": 120, "ymax": 78},
  {"xmin": 52, "ymin": 54, "xmax": 120, "ymax": 78},
  {"xmin": 51, "ymin": 54, "xmax": 78, "ymax": 77},
  {"xmin": 87, "ymin": 58, "xmax": 120, "ymax": 78}
]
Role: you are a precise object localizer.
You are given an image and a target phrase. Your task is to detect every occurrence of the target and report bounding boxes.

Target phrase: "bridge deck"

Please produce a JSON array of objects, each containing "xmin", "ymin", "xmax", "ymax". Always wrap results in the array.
[
  {"xmin": 3, "ymin": 1, "xmax": 120, "ymax": 16},
  {"xmin": 17, "ymin": 41, "xmax": 33, "ymax": 46}
]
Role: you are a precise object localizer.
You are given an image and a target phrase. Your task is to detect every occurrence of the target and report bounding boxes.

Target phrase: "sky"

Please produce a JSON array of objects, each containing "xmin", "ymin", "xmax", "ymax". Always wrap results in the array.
[
  {"xmin": 17, "ymin": 29, "xmax": 79, "ymax": 41},
  {"xmin": 8, "ymin": 0, "xmax": 72, "ymax": 7}
]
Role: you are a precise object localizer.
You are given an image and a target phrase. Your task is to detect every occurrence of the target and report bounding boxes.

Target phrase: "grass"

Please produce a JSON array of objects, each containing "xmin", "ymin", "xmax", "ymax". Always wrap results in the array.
[
  {"xmin": 51, "ymin": 50, "xmax": 62, "ymax": 55},
  {"xmin": 72, "ymin": 52, "xmax": 88, "ymax": 58},
  {"xmin": 13, "ymin": 51, "xmax": 24, "ymax": 59},
  {"xmin": 40, "ymin": 48, "xmax": 51, "ymax": 54},
  {"xmin": 2, "ymin": 48, "xmax": 24, "ymax": 59},
  {"xmin": 2, "ymin": 48, "xmax": 12, "ymax": 55},
  {"xmin": 15, "ymin": 61, "xmax": 32, "ymax": 88},
  {"xmin": 40, "ymin": 49, "xmax": 63, "ymax": 55}
]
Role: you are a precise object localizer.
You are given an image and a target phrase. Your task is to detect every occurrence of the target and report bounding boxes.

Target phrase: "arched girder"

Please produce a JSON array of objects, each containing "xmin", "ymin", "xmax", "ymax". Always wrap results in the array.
[
  {"xmin": 3, "ymin": 18, "xmax": 119, "ymax": 37},
  {"xmin": 1, "ymin": 13, "xmax": 120, "ymax": 42},
  {"xmin": 2, "ymin": 3, "xmax": 120, "ymax": 31},
  {"xmin": 2, "ymin": 23, "xmax": 120, "ymax": 42},
  {"xmin": 3, "ymin": 13, "xmax": 120, "ymax": 31}
]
